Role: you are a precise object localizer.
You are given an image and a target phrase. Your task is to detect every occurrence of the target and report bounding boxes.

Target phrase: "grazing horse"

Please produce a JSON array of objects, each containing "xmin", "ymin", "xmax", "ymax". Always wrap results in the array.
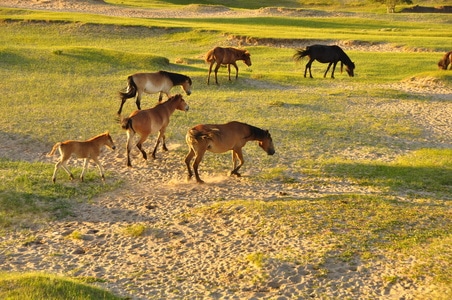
[
  {"xmin": 205, "ymin": 47, "xmax": 252, "ymax": 85},
  {"xmin": 121, "ymin": 94, "xmax": 189, "ymax": 167},
  {"xmin": 185, "ymin": 121, "xmax": 275, "ymax": 183},
  {"xmin": 293, "ymin": 45, "xmax": 355, "ymax": 78},
  {"xmin": 118, "ymin": 71, "xmax": 192, "ymax": 114},
  {"xmin": 438, "ymin": 50, "xmax": 452, "ymax": 70},
  {"xmin": 48, "ymin": 132, "xmax": 116, "ymax": 183}
]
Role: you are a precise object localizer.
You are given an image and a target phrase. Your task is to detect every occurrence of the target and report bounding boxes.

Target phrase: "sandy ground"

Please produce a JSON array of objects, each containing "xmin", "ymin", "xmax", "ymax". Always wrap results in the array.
[{"xmin": 0, "ymin": 1, "xmax": 451, "ymax": 299}]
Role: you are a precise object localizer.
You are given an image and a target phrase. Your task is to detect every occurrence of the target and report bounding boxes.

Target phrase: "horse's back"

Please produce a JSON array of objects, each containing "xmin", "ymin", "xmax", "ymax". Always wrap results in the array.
[{"xmin": 189, "ymin": 122, "xmax": 248, "ymax": 153}]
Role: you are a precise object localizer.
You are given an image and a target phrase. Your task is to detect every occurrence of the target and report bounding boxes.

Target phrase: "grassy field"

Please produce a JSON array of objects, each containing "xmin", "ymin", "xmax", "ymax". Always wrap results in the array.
[{"xmin": 0, "ymin": 0, "xmax": 451, "ymax": 298}]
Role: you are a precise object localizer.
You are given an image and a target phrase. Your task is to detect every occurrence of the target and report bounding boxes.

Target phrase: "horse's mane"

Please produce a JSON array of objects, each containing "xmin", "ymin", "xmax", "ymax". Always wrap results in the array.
[
  {"xmin": 245, "ymin": 123, "xmax": 270, "ymax": 140},
  {"xmin": 160, "ymin": 71, "xmax": 192, "ymax": 85},
  {"xmin": 86, "ymin": 132, "xmax": 110, "ymax": 142}
]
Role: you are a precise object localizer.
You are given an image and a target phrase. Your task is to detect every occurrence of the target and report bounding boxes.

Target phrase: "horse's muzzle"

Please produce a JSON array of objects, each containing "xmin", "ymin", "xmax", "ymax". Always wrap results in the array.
[
  {"xmin": 186, "ymin": 91, "xmax": 192, "ymax": 96},
  {"xmin": 267, "ymin": 149, "xmax": 275, "ymax": 155}
]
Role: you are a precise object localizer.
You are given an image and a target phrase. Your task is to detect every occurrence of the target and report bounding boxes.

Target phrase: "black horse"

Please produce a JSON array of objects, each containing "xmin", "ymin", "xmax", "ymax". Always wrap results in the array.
[{"xmin": 294, "ymin": 45, "xmax": 355, "ymax": 78}]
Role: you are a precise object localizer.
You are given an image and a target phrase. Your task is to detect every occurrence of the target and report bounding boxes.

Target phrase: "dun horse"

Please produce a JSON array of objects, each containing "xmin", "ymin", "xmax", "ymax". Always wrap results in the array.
[
  {"xmin": 48, "ymin": 132, "xmax": 116, "ymax": 183},
  {"xmin": 118, "ymin": 71, "xmax": 192, "ymax": 114},
  {"xmin": 185, "ymin": 121, "xmax": 275, "ymax": 183},
  {"xmin": 121, "ymin": 94, "xmax": 189, "ymax": 167},
  {"xmin": 205, "ymin": 47, "xmax": 252, "ymax": 85},
  {"xmin": 438, "ymin": 50, "xmax": 452, "ymax": 70},
  {"xmin": 294, "ymin": 45, "xmax": 355, "ymax": 78}
]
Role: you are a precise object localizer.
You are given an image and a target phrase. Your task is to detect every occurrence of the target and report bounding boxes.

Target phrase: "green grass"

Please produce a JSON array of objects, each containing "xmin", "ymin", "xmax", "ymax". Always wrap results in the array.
[{"xmin": 0, "ymin": 272, "xmax": 123, "ymax": 300}]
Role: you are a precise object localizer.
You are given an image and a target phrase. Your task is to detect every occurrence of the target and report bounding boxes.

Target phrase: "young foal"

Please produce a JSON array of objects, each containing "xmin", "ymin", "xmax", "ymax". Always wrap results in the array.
[
  {"xmin": 121, "ymin": 94, "xmax": 189, "ymax": 167},
  {"xmin": 118, "ymin": 71, "xmax": 192, "ymax": 114},
  {"xmin": 48, "ymin": 132, "xmax": 116, "ymax": 183},
  {"xmin": 438, "ymin": 50, "xmax": 452, "ymax": 70},
  {"xmin": 185, "ymin": 121, "xmax": 275, "ymax": 183},
  {"xmin": 205, "ymin": 47, "xmax": 252, "ymax": 85}
]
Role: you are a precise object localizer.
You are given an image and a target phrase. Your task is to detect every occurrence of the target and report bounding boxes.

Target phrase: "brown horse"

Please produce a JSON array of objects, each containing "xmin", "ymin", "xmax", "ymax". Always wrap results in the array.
[
  {"xmin": 293, "ymin": 45, "xmax": 355, "ymax": 78},
  {"xmin": 121, "ymin": 94, "xmax": 189, "ymax": 167},
  {"xmin": 185, "ymin": 121, "xmax": 275, "ymax": 183},
  {"xmin": 48, "ymin": 132, "xmax": 116, "ymax": 183},
  {"xmin": 118, "ymin": 71, "xmax": 192, "ymax": 114},
  {"xmin": 438, "ymin": 50, "xmax": 452, "ymax": 70},
  {"xmin": 205, "ymin": 47, "xmax": 252, "ymax": 85}
]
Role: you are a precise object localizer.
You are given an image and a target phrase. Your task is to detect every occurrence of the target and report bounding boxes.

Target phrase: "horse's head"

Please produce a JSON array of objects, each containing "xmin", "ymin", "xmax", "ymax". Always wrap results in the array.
[
  {"xmin": 182, "ymin": 77, "xmax": 193, "ymax": 96},
  {"xmin": 438, "ymin": 59, "xmax": 447, "ymax": 70},
  {"xmin": 104, "ymin": 132, "xmax": 116, "ymax": 150},
  {"xmin": 242, "ymin": 50, "xmax": 252, "ymax": 67},
  {"xmin": 259, "ymin": 131, "xmax": 275, "ymax": 155},
  {"xmin": 172, "ymin": 94, "xmax": 189, "ymax": 112},
  {"xmin": 342, "ymin": 61, "xmax": 355, "ymax": 77}
]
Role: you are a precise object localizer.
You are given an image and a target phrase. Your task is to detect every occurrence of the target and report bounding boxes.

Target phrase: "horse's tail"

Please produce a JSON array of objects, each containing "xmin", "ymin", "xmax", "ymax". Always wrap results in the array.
[
  {"xmin": 205, "ymin": 49, "xmax": 215, "ymax": 63},
  {"xmin": 293, "ymin": 48, "xmax": 310, "ymax": 61},
  {"xmin": 47, "ymin": 142, "xmax": 61, "ymax": 156},
  {"xmin": 119, "ymin": 75, "xmax": 137, "ymax": 100},
  {"xmin": 120, "ymin": 117, "xmax": 135, "ymax": 133}
]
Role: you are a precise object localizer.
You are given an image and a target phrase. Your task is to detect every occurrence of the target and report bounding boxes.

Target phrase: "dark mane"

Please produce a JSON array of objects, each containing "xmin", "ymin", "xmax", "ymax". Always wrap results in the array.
[
  {"xmin": 245, "ymin": 123, "xmax": 270, "ymax": 140},
  {"xmin": 333, "ymin": 45, "xmax": 353, "ymax": 66},
  {"xmin": 160, "ymin": 70, "xmax": 192, "ymax": 85}
]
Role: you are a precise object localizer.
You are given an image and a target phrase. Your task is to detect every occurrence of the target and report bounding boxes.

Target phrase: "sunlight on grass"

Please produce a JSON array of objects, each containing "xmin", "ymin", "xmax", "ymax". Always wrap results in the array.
[{"xmin": 0, "ymin": 272, "xmax": 122, "ymax": 300}]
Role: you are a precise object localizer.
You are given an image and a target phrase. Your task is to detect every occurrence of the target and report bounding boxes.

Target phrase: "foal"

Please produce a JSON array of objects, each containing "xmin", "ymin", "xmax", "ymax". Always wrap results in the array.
[{"xmin": 48, "ymin": 132, "xmax": 116, "ymax": 183}]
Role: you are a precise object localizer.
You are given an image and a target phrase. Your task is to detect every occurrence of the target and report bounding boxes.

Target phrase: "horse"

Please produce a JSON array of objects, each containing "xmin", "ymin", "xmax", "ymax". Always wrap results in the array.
[
  {"xmin": 184, "ymin": 121, "xmax": 275, "ymax": 184},
  {"xmin": 293, "ymin": 45, "xmax": 355, "ymax": 78},
  {"xmin": 47, "ymin": 132, "xmax": 116, "ymax": 183},
  {"xmin": 438, "ymin": 50, "xmax": 452, "ymax": 70},
  {"xmin": 121, "ymin": 94, "xmax": 189, "ymax": 167},
  {"xmin": 118, "ymin": 71, "xmax": 192, "ymax": 115},
  {"xmin": 205, "ymin": 47, "xmax": 252, "ymax": 85}
]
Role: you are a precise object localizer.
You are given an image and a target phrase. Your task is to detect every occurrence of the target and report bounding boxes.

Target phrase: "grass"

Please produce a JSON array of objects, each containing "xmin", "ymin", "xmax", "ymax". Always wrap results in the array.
[
  {"xmin": 0, "ymin": 0, "xmax": 451, "ymax": 298},
  {"xmin": 0, "ymin": 272, "xmax": 123, "ymax": 300}
]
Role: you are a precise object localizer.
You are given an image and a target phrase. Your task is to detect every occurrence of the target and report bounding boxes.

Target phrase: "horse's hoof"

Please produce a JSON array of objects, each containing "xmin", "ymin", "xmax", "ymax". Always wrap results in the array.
[{"xmin": 196, "ymin": 180, "xmax": 205, "ymax": 184}]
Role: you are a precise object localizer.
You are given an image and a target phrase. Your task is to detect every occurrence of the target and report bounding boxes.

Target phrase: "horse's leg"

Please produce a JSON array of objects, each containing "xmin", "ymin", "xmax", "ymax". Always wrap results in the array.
[
  {"xmin": 92, "ymin": 157, "xmax": 105, "ymax": 182},
  {"xmin": 330, "ymin": 62, "xmax": 338, "ymax": 79},
  {"xmin": 305, "ymin": 58, "xmax": 314, "ymax": 78},
  {"xmin": 136, "ymin": 134, "xmax": 149, "ymax": 161},
  {"xmin": 324, "ymin": 62, "xmax": 333, "ymax": 78},
  {"xmin": 231, "ymin": 62, "xmax": 239, "ymax": 80},
  {"xmin": 80, "ymin": 158, "xmax": 89, "ymax": 182},
  {"xmin": 126, "ymin": 130, "xmax": 135, "ymax": 167},
  {"xmin": 214, "ymin": 63, "xmax": 221, "ymax": 85},
  {"xmin": 158, "ymin": 92, "xmax": 163, "ymax": 102},
  {"xmin": 135, "ymin": 90, "xmax": 142, "ymax": 110},
  {"xmin": 207, "ymin": 62, "xmax": 215, "ymax": 85},
  {"xmin": 193, "ymin": 148, "xmax": 206, "ymax": 184},
  {"xmin": 151, "ymin": 130, "xmax": 167, "ymax": 159},
  {"xmin": 52, "ymin": 160, "xmax": 66, "ymax": 183},
  {"xmin": 230, "ymin": 148, "xmax": 244, "ymax": 177},
  {"xmin": 118, "ymin": 98, "xmax": 127, "ymax": 115},
  {"xmin": 184, "ymin": 148, "xmax": 195, "ymax": 180}
]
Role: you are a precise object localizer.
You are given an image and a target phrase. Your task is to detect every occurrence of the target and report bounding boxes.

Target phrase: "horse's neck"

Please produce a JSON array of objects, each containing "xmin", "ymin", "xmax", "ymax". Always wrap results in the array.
[
  {"xmin": 340, "ymin": 52, "xmax": 352, "ymax": 65},
  {"xmin": 245, "ymin": 125, "xmax": 266, "ymax": 141}
]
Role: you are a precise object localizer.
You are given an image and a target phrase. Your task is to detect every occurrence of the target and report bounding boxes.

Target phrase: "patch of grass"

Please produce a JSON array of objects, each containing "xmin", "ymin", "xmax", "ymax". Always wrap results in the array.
[
  {"xmin": 0, "ymin": 272, "xmax": 123, "ymax": 300},
  {"xmin": 0, "ymin": 159, "xmax": 121, "ymax": 231},
  {"xmin": 322, "ymin": 149, "xmax": 452, "ymax": 199},
  {"xmin": 121, "ymin": 223, "xmax": 147, "ymax": 237}
]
